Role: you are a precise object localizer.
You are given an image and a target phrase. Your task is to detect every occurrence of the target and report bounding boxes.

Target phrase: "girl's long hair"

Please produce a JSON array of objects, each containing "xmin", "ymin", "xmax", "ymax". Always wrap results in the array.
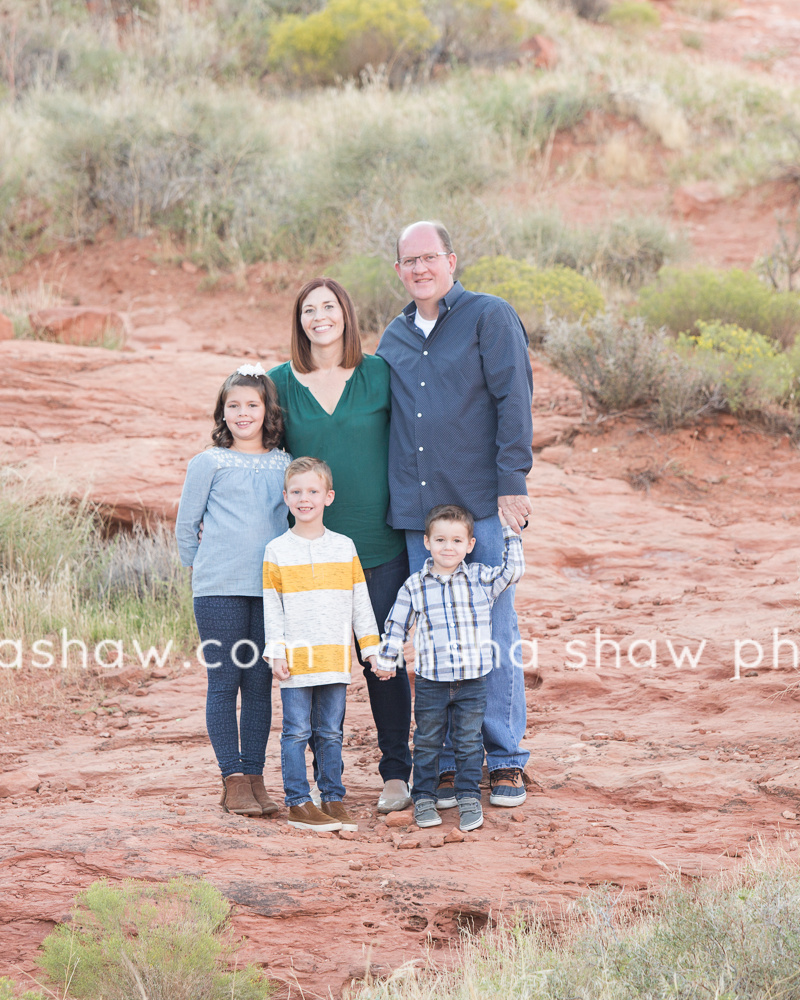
[
  {"xmin": 291, "ymin": 277, "xmax": 363, "ymax": 375},
  {"xmin": 211, "ymin": 372, "xmax": 283, "ymax": 450}
]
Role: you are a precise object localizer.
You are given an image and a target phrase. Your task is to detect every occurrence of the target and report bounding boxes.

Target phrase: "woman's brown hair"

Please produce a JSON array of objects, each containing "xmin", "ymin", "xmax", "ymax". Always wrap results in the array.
[
  {"xmin": 291, "ymin": 277, "xmax": 363, "ymax": 375},
  {"xmin": 211, "ymin": 371, "xmax": 284, "ymax": 450}
]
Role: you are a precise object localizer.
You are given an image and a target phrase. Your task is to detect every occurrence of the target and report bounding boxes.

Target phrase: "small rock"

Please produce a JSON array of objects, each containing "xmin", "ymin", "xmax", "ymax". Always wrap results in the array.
[
  {"xmin": 390, "ymin": 832, "xmax": 403, "ymax": 848},
  {"xmin": 612, "ymin": 730, "xmax": 626, "ymax": 741},
  {"xmin": 338, "ymin": 830, "xmax": 358, "ymax": 841},
  {"xmin": 782, "ymin": 810, "xmax": 797, "ymax": 821},
  {"xmin": 175, "ymin": 807, "xmax": 186, "ymax": 816},
  {"xmin": 592, "ymin": 732, "xmax": 611, "ymax": 741},
  {"xmin": 444, "ymin": 828, "xmax": 465, "ymax": 844},
  {"xmin": 510, "ymin": 811, "xmax": 525, "ymax": 823},
  {"xmin": 744, "ymin": 670, "xmax": 759, "ymax": 678},
  {"xmin": 580, "ymin": 733, "xmax": 592, "ymax": 741},
  {"xmin": 81, "ymin": 712, "xmax": 97, "ymax": 722},
  {"xmin": 348, "ymin": 860, "xmax": 363, "ymax": 871},
  {"xmin": 614, "ymin": 599, "xmax": 632, "ymax": 610},
  {"xmin": 384, "ymin": 809, "xmax": 413, "ymax": 829},
  {"xmin": 28, "ymin": 307, "xmax": 126, "ymax": 347},
  {"xmin": 428, "ymin": 836, "xmax": 445, "ymax": 848},
  {"xmin": 398, "ymin": 837, "xmax": 420, "ymax": 850},
  {"xmin": 315, "ymin": 831, "xmax": 334, "ymax": 839},
  {"xmin": 0, "ymin": 769, "xmax": 40, "ymax": 798},
  {"xmin": 134, "ymin": 689, "xmax": 148, "ymax": 698}
]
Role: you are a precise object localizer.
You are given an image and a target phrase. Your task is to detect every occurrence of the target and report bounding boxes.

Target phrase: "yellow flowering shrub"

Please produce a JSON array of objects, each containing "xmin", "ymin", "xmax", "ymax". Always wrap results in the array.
[
  {"xmin": 461, "ymin": 256, "xmax": 604, "ymax": 340},
  {"xmin": 676, "ymin": 320, "xmax": 795, "ymax": 412},
  {"xmin": 269, "ymin": 0, "xmax": 437, "ymax": 86}
]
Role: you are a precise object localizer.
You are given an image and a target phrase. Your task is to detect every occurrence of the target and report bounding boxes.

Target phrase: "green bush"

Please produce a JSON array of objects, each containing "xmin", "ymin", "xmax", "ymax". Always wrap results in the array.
[
  {"xmin": 676, "ymin": 320, "xmax": 795, "ymax": 412},
  {"xmin": 269, "ymin": 0, "xmax": 437, "ymax": 85},
  {"xmin": 40, "ymin": 878, "xmax": 272, "ymax": 1000},
  {"xmin": 506, "ymin": 211, "xmax": 681, "ymax": 286},
  {"xmin": 544, "ymin": 313, "xmax": 666, "ymax": 413},
  {"xmin": 332, "ymin": 254, "xmax": 405, "ymax": 333},
  {"xmin": 638, "ymin": 266, "xmax": 800, "ymax": 348},
  {"xmin": 603, "ymin": 0, "xmax": 661, "ymax": 29},
  {"xmin": 462, "ymin": 257, "xmax": 604, "ymax": 340},
  {"xmin": 0, "ymin": 977, "xmax": 44, "ymax": 1000},
  {"xmin": 467, "ymin": 80, "xmax": 595, "ymax": 152}
]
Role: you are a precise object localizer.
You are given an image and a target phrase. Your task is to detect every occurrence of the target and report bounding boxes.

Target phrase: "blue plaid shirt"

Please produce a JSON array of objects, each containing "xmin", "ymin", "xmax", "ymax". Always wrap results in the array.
[
  {"xmin": 377, "ymin": 281, "xmax": 533, "ymax": 530},
  {"xmin": 377, "ymin": 526, "xmax": 525, "ymax": 681}
]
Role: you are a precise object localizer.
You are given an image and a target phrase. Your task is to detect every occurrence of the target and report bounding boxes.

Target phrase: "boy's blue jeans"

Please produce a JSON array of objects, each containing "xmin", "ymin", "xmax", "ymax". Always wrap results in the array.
[
  {"xmin": 281, "ymin": 683, "xmax": 347, "ymax": 807},
  {"xmin": 406, "ymin": 513, "xmax": 530, "ymax": 774},
  {"xmin": 411, "ymin": 674, "xmax": 488, "ymax": 802}
]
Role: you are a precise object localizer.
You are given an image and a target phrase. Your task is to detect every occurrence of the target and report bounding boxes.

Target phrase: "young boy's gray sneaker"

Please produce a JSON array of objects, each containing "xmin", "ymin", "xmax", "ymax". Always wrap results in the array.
[
  {"xmin": 414, "ymin": 798, "xmax": 443, "ymax": 828},
  {"xmin": 458, "ymin": 797, "xmax": 484, "ymax": 832}
]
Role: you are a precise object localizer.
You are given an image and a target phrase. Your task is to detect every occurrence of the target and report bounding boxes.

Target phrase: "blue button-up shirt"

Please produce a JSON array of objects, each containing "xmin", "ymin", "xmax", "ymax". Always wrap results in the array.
[{"xmin": 377, "ymin": 281, "xmax": 533, "ymax": 530}]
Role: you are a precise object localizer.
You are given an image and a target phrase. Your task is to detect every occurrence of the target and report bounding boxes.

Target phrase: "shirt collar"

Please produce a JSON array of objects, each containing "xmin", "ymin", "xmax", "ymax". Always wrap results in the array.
[
  {"xmin": 402, "ymin": 281, "xmax": 466, "ymax": 327},
  {"xmin": 421, "ymin": 556, "xmax": 469, "ymax": 582}
]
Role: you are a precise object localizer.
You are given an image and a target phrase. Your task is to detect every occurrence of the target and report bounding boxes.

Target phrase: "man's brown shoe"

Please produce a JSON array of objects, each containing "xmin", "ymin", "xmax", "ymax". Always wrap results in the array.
[
  {"xmin": 321, "ymin": 800, "xmax": 357, "ymax": 832},
  {"xmin": 247, "ymin": 774, "xmax": 279, "ymax": 816},
  {"xmin": 221, "ymin": 774, "xmax": 262, "ymax": 816},
  {"xmin": 287, "ymin": 801, "xmax": 343, "ymax": 832}
]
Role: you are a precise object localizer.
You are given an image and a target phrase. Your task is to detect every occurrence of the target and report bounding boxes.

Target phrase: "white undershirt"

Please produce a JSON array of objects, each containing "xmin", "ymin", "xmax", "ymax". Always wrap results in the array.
[{"xmin": 415, "ymin": 310, "xmax": 436, "ymax": 337}]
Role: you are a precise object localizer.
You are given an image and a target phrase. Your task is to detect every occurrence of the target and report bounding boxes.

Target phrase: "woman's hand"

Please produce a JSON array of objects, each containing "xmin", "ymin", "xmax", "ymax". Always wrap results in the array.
[
  {"xmin": 270, "ymin": 657, "xmax": 290, "ymax": 681},
  {"xmin": 368, "ymin": 656, "xmax": 394, "ymax": 681}
]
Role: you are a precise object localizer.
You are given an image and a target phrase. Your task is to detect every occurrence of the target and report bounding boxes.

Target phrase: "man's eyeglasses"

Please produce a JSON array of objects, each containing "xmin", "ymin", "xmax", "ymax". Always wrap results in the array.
[{"xmin": 396, "ymin": 252, "xmax": 450, "ymax": 270}]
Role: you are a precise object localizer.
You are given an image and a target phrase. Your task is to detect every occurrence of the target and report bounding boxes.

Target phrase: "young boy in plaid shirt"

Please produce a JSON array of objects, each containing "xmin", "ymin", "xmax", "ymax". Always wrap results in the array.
[{"xmin": 374, "ymin": 503, "xmax": 525, "ymax": 832}]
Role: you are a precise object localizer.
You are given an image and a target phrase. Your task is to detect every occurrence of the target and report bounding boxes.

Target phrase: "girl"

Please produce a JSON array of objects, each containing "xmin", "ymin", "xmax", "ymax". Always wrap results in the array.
[{"xmin": 176, "ymin": 363, "xmax": 292, "ymax": 816}]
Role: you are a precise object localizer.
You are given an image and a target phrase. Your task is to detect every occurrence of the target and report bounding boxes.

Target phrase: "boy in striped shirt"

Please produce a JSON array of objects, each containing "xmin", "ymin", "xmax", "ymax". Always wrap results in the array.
[
  {"xmin": 375, "ymin": 504, "xmax": 525, "ymax": 832},
  {"xmin": 263, "ymin": 457, "xmax": 380, "ymax": 833}
]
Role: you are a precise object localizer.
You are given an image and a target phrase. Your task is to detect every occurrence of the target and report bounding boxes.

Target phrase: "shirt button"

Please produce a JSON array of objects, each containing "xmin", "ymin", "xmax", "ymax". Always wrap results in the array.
[
  {"xmin": 417, "ymin": 413, "xmax": 422, "ymax": 418},
  {"xmin": 421, "ymin": 481, "xmax": 426, "ymax": 486},
  {"xmin": 423, "ymin": 350, "xmax": 428, "ymax": 356},
  {"xmin": 419, "ymin": 446, "xmax": 423, "ymax": 451},
  {"xmin": 420, "ymin": 381, "xmax": 425, "ymax": 386}
]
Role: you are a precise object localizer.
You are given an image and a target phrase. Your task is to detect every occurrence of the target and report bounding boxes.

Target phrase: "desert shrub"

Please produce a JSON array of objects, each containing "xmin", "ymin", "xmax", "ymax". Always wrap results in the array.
[
  {"xmin": 675, "ymin": 0, "xmax": 732, "ymax": 19},
  {"xmin": 424, "ymin": 0, "xmax": 525, "ymax": 68},
  {"xmin": 0, "ymin": 978, "xmax": 44, "ymax": 1000},
  {"xmin": 332, "ymin": 254, "xmax": 405, "ymax": 333},
  {"xmin": 467, "ymin": 79, "xmax": 595, "ymax": 152},
  {"xmin": 462, "ymin": 257, "xmax": 604, "ymax": 340},
  {"xmin": 544, "ymin": 313, "xmax": 666, "ymax": 412},
  {"xmin": 39, "ymin": 878, "xmax": 271, "ymax": 1000},
  {"xmin": 603, "ymin": 0, "xmax": 661, "ymax": 29},
  {"xmin": 0, "ymin": 476, "xmax": 194, "ymax": 649},
  {"xmin": 350, "ymin": 855, "xmax": 800, "ymax": 1000},
  {"xmin": 637, "ymin": 266, "xmax": 800, "ymax": 347},
  {"xmin": 652, "ymin": 353, "xmax": 725, "ymax": 429},
  {"xmin": 563, "ymin": 0, "xmax": 610, "ymax": 20},
  {"xmin": 506, "ymin": 211, "xmax": 680, "ymax": 286},
  {"xmin": 675, "ymin": 320, "xmax": 795, "ymax": 412},
  {"xmin": 269, "ymin": 0, "xmax": 437, "ymax": 86}
]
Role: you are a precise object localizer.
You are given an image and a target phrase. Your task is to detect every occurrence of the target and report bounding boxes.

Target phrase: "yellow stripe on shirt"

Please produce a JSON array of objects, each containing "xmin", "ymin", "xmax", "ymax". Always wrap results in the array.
[
  {"xmin": 286, "ymin": 644, "xmax": 352, "ymax": 674},
  {"xmin": 267, "ymin": 561, "xmax": 355, "ymax": 594}
]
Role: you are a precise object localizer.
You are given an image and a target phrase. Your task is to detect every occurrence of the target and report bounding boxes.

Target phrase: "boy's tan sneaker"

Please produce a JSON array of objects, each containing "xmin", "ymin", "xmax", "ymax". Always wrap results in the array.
[
  {"xmin": 287, "ymin": 801, "xmax": 342, "ymax": 832},
  {"xmin": 321, "ymin": 800, "xmax": 358, "ymax": 832}
]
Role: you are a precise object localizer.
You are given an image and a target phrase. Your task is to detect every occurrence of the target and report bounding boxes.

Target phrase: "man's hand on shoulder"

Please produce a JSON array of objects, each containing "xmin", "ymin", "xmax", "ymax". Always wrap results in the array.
[{"xmin": 498, "ymin": 494, "xmax": 532, "ymax": 534}]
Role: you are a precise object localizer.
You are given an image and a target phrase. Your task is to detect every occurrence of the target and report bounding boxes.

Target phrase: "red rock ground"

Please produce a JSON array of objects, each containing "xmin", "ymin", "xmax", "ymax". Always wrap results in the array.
[{"xmin": 2, "ymin": 2, "xmax": 800, "ymax": 996}]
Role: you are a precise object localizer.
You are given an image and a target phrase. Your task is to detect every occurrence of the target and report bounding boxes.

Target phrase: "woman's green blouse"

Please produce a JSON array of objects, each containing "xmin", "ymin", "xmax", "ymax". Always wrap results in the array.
[{"xmin": 269, "ymin": 354, "xmax": 406, "ymax": 570}]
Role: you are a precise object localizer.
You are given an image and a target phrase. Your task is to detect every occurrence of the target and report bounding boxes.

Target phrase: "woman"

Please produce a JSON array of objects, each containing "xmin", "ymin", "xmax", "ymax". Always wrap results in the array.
[{"xmin": 269, "ymin": 278, "xmax": 412, "ymax": 813}]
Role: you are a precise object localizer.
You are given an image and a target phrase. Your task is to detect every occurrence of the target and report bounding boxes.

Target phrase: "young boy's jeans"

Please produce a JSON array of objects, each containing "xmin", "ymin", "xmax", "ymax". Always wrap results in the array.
[
  {"xmin": 281, "ymin": 683, "xmax": 347, "ymax": 807},
  {"xmin": 411, "ymin": 675, "xmax": 488, "ymax": 803}
]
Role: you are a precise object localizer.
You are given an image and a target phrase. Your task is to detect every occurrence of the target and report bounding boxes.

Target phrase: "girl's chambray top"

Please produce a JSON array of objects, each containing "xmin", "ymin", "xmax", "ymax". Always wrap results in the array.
[{"xmin": 175, "ymin": 447, "xmax": 292, "ymax": 597}]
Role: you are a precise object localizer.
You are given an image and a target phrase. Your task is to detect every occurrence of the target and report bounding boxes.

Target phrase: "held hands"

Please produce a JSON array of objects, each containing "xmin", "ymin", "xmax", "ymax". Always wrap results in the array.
[
  {"xmin": 498, "ymin": 494, "xmax": 532, "ymax": 534},
  {"xmin": 271, "ymin": 657, "xmax": 290, "ymax": 681},
  {"xmin": 368, "ymin": 655, "xmax": 394, "ymax": 681}
]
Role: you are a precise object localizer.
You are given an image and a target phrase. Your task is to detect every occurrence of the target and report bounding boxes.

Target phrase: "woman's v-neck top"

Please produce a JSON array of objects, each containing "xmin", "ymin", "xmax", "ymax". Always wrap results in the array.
[{"xmin": 269, "ymin": 354, "xmax": 405, "ymax": 569}]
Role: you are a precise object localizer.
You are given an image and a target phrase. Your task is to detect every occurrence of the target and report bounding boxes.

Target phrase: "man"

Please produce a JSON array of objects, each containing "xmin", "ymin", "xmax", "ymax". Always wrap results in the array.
[{"xmin": 377, "ymin": 220, "xmax": 533, "ymax": 807}]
